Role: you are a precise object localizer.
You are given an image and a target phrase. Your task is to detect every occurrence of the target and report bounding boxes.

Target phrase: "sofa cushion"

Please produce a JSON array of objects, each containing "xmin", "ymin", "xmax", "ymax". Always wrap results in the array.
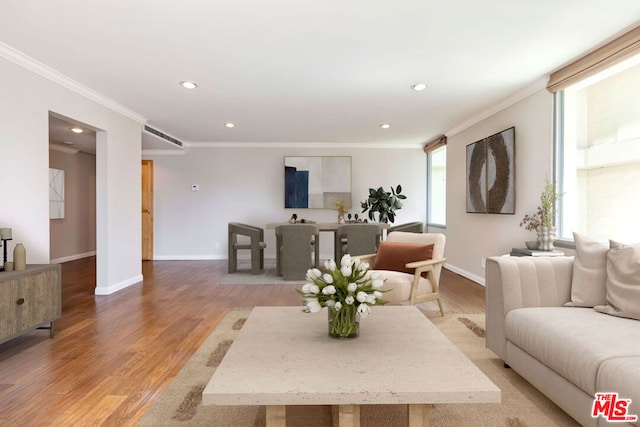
[
  {"xmin": 597, "ymin": 357, "xmax": 640, "ymax": 427},
  {"xmin": 594, "ymin": 240, "xmax": 640, "ymax": 320},
  {"xmin": 373, "ymin": 241, "xmax": 433, "ymax": 276},
  {"xmin": 565, "ymin": 232, "xmax": 608, "ymax": 307},
  {"xmin": 378, "ymin": 270, "xmax": 433, "ymax": 302},
  {"xmin": 505, "ymin": 307, "xmax": 640, "ymax": 395}
]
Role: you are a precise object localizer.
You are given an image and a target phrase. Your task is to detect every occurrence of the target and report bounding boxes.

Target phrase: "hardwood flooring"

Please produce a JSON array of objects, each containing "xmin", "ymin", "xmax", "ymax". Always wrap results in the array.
[{"xmin": 0, "ymin": 257, "xmax": 485, "ymax": 426}]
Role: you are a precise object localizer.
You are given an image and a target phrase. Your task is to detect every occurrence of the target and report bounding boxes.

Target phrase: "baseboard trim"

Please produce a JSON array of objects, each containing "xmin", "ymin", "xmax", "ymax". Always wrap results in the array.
[
  {"xmin": 95, "ymin": 274, "xmax": 143, "ymax": 295},
  {"xmin": 444, "ymin": 263, "xmax": 485, "ymax": 286},
  {"xmin": 51, "ymin": 251, "xmax": 96, "ymax": 264}
]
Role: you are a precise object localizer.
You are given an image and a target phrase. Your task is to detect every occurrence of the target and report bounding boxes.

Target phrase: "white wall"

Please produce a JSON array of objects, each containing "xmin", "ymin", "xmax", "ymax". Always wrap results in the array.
[
  {"xmin": 0, "ymin": 57, "xmax": 143, "ymax": 294},
  {"xmin": 445, "ymin": 89, "xmax": 562, "ymax": 283},
  {"xmin": 144, "ymin": 146, "xmax": 427, "ymax": 261}
]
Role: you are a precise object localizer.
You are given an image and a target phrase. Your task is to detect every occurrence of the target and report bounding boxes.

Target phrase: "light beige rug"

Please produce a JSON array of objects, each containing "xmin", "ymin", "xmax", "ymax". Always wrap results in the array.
[{"xmin": 136, "ymin": 309, "xmax": 580, "ymax": 427}]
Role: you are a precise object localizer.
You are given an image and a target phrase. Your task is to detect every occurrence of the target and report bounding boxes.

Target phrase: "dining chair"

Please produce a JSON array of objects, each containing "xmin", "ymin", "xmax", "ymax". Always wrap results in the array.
[
  {"xmin": 388, "ymin": 221, "xmax": 424, "ymax": 233},
  {"xmin": 359, "ymin": 231, "xmax": 446, "ymax": 316},
  {"xmin": 228, "ymin": 222, "xmax": 267, "ymax": 275},
  {"xmin": 334, "ymin": 223, "xmax": 383, "ymax": 260},
  {"xmin": 275, "ymin": 224, "xmax": 320, "ymax": 280}
]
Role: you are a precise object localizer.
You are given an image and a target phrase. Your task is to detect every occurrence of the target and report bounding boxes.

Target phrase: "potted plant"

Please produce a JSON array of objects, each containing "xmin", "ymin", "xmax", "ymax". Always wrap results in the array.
[
  {"xmin": 520, "ymin": 179, "xmax": 563, "ymax": 250},
  {"xmin": 360, "ymin": 185, "xmax": 406, "ymax": 224}
]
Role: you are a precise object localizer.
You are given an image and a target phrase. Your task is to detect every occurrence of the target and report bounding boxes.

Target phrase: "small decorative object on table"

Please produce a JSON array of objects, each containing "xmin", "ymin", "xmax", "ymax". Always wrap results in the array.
[
  {"xmin": 333, "ymin": 200, "xmax": 349, "ymax": 224},
  {"xmin": 519, "ymin": 179, "xmax": 563, "ymax": 251},
  {"xmin": 298, "ymin": 254, "xmax": 388, "ymax": 338}
]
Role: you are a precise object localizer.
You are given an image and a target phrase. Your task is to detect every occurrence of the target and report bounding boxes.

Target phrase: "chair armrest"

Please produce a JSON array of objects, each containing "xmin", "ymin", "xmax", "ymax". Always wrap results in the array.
[
  {"xmin": 229, "ymin": 223, "xmax": 264, "ymax": 242},
  {"xmin": 405, "ymin": 257, "xmax": 446, "ymax": 269},
  {"xmin": 356, "ymin": 253, "xmax": 377, "ymax": 264},
  {"xmin": 485, "ymin": 256, "xmax": 574, "ymax": 359}
]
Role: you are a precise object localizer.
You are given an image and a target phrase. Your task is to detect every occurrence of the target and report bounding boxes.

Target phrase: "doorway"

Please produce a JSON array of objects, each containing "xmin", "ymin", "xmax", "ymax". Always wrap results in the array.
[{"xmin": 142, "ymin": 160, "xmax": 154, "ymax": 260}]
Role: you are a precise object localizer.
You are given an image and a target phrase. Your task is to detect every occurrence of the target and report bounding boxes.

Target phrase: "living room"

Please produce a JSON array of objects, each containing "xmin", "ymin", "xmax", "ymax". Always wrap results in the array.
[{"xmin": 1, "ymin": 2, "xmax": 639, "ymax": 426}]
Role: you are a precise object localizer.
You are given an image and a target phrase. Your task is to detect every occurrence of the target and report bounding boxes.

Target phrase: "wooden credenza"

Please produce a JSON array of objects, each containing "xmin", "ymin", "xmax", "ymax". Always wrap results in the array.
[{"xmin": 0, "ymin": 264, "xmax": 61, "ymax": 345}]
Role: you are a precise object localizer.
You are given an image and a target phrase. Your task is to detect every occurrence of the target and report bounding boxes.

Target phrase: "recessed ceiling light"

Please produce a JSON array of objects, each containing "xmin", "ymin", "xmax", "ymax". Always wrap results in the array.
[
  {"xmin": 411, "ymin": 83, "xmax": 427, "ymax": 91},
  {"xmin": 62, "ymin": 141, "xmax": 74, "ymax": 145},
  {"xmin": 224, "ymin": 122, "xmax": 235, "ymax": 128},
  {"xmin": 179, "ymin": 80, "xmax": 198, "ymax": 89},
  {"xmin": 70, "ymin": 127, "xmax": 84, "ymax": 133},
  {"xmin": 380, "ymin": 123, "xmax": 391, "ymax": 129}
]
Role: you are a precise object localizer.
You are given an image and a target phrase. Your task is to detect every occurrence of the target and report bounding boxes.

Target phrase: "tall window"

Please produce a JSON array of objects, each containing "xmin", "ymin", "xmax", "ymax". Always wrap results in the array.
[
  {"xmin": 428, "ymin": 146, "xmax": 446, "ymax": 226},
  {"xmin": 555, "ymin": 53, "xmax": 640, "ymax": 242}
]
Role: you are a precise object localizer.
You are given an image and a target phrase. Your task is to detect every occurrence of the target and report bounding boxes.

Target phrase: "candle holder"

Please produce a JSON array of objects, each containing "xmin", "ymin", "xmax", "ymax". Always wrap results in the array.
[{"xmin": 1, "ymin": 238, "xmax": 11, "ymax": 272}]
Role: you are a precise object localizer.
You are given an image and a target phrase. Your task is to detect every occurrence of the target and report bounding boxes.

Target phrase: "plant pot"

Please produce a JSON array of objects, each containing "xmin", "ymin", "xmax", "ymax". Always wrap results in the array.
[{"xmin": 536, "ymin": 226, "xmax": 556, "ymax": 251}]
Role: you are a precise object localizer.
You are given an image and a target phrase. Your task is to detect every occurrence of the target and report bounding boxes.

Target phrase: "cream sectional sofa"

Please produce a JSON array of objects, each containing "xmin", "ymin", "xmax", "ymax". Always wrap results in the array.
[{"xmin": 486, "ymin": 253, "xmax": 640, "ymax": 427}]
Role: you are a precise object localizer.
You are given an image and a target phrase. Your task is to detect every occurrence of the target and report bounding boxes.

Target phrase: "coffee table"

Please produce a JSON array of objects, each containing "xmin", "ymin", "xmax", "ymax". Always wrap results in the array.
[{"xmin": 203, "ymin": 306, "xmax": 500, "ymax": 426}]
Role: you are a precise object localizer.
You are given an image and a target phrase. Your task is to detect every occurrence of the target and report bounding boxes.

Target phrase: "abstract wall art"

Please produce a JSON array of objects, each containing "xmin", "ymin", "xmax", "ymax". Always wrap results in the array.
[
  {"xmin": 466, "ymin": 127, "xmax": 515, "ymax": 214},
  {"xmin": 49, "ymin": 168, "xmax": 65, "ymax": 219},
  {"xmin": 284, "ymin": 156, "xmax": 351, "ymax": 209}
]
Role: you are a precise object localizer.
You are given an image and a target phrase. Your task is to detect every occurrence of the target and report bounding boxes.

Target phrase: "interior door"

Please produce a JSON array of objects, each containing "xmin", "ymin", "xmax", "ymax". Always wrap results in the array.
[{"xmin": 141, "ymin": 160, "xmax": 154, "ymax": 260}]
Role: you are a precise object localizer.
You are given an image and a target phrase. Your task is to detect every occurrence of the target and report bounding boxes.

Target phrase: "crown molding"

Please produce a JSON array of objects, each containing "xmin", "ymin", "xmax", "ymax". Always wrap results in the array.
[
  {"xmin": 0, "ymin": 42, "xmax": 147, "ymax": 124},
  {"xmin": 446, "ymin": 77, "xmax": 549, "ymax": 137},
  {"xmin": 185, "ymin": 141, "xmax": 424, "ymax": 149},
  {"xmin": 49, "ymin": 143, "xmax": 79, "ymax": 154}
]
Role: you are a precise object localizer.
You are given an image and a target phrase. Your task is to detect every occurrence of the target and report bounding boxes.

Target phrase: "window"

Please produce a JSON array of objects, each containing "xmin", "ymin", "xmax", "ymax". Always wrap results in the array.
[
  {"xmin": 427, "ymin": 146, "xmax": 446, "ymax": 226},
  {"xmin": 555, "ymin": 53, "xmax": 640, "ymax": 242}
]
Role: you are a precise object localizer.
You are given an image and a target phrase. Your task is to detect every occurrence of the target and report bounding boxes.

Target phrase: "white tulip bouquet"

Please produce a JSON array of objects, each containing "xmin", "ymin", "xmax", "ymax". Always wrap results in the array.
[{"xmin": 298, "ymin": 254, "xmax": 388, "ymax": 338}]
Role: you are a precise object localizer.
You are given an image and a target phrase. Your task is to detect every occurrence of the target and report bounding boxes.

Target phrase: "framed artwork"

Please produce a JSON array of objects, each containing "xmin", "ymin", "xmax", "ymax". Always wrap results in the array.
[
  {"xmin": 49, "ymin": 168, "xmax": 65, "ymax": 219},
  {"xmin": 284, "ymin": 156, "xmax": 351, "ymax": 209},
  {"xmin": 466, "ymin": 127, "xmax": 515, "ymax": 214}
]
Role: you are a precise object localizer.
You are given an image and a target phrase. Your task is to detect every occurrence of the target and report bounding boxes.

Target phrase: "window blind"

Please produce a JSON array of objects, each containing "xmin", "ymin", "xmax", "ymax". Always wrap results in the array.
[
  {"xmin": 547, "ymin": 26, "xmax": 640, "ymax": 92},
  {"xmin": 423, "ymin": 135, "xmax": 447, "ymax": 154}
]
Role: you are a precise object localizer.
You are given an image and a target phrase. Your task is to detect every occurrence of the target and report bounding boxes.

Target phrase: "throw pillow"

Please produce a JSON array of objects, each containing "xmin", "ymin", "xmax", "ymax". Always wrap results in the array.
[
  {"xmin": 373, "ymin": 241, "xmax": 434, "ymax": 276},
  {"xmin": 565, "ymin": 232, "xmax": 608, "ymax": 307},
  {"xmin": 594, "ymin": 240, "xmax": 640, "ymax": 320}
]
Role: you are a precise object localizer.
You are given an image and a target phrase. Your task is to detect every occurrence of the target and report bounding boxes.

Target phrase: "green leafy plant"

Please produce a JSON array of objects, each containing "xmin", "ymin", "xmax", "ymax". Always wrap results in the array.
[
  {"xmin": 520, "ymin": 179, "xmax": 563, "ymax": 231},
  {"xmin": 360, "ymin": 185, "xmax": 406, "ymax": 224}
]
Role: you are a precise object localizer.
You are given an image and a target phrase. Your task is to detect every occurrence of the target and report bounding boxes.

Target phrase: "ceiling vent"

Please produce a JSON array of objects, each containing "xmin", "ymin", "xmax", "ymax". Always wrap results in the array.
[{"xmin": 144, "ymin": 125, "xmax": 183, "ymax": 147}]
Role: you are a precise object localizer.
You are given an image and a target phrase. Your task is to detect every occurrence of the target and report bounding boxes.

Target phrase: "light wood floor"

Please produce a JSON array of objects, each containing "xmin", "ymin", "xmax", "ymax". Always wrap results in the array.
[{"xmin": 0, "ymin": 257, "xmax": 485, "ymax": 426}]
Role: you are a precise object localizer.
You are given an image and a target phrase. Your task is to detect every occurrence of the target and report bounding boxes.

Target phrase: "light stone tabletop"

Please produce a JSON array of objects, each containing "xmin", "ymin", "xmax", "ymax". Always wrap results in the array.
[{"xmin": 203, "ymin": 305, "xmax": 500, "ymax": 426}]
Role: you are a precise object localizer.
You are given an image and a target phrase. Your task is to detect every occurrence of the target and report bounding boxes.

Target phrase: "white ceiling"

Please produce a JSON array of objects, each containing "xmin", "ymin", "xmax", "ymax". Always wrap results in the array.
[{"xmin": 3, "ymin": 1, "xmax": 640, "ymax": 150}]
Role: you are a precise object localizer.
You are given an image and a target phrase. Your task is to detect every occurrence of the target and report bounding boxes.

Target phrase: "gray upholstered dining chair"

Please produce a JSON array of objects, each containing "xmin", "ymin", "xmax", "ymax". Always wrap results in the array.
[
  {"xmin": 388, "ymin": 221, "xmax": 424, "ymax": 233},
  {"xmin": 334, "ymin": 223, "xmax": 383, "ymax": 260},
  {"xmin": 275, "ymin": 224, "xmax": 320, "ymax": 280},
  {"xmin": 228, "ymin": 222, "xmax": 267, "ymax": 275}
]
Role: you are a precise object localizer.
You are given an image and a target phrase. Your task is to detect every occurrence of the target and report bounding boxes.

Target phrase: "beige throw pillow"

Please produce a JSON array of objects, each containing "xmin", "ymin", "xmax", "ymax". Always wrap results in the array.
[
  {"xmin": 565, "ymin": 232, "xmax": 608, "ymax": 307},
  {"xmin": 594, "ymin": 240, "xmax": 640, "ymax": 320}
]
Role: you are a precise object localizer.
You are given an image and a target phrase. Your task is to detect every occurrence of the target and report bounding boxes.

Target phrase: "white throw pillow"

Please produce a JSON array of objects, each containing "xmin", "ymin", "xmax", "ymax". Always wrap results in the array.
[
  {"xmin": 594, "ymin": 240, "xmax": 640, "ymax": 320},
  {"xmin": 565, "ymin": 232, "xmax": 608, "ymax": 307}
]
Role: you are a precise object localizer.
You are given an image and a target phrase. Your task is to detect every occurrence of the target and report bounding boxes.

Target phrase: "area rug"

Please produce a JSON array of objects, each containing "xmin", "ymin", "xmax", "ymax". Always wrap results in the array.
[
  {"xmin": 136, "ymin": 309, "xmax": 580, "ymax": 427},
  {"xmin": 219, "ymin": 260, "xmax": 307, "ymax": 285}
]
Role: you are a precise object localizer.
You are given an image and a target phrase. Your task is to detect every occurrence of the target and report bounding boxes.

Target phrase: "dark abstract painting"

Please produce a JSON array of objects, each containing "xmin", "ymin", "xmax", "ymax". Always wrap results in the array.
[{"xmin": 466, "ymin": 127, "xmax": 515, "ymax": 214}]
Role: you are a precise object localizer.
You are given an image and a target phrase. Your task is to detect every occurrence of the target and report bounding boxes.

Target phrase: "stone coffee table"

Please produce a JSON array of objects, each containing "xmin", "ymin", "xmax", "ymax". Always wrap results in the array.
[{"xmin": 203, "ymin": 306, "xmax": 500, "ymax": 426}]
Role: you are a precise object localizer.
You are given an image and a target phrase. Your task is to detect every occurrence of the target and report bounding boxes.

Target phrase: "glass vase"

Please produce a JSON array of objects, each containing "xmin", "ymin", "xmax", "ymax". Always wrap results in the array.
[{"xmin": 328, "ymin": 306, "xmax": 359, "ymax": 339}]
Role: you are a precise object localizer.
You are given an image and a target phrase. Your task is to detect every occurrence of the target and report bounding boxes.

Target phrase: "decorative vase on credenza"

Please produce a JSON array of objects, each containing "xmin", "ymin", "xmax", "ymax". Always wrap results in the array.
[{"xmin": 13, "ymin": 243, "xmax": 26, "ymax": 270}]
